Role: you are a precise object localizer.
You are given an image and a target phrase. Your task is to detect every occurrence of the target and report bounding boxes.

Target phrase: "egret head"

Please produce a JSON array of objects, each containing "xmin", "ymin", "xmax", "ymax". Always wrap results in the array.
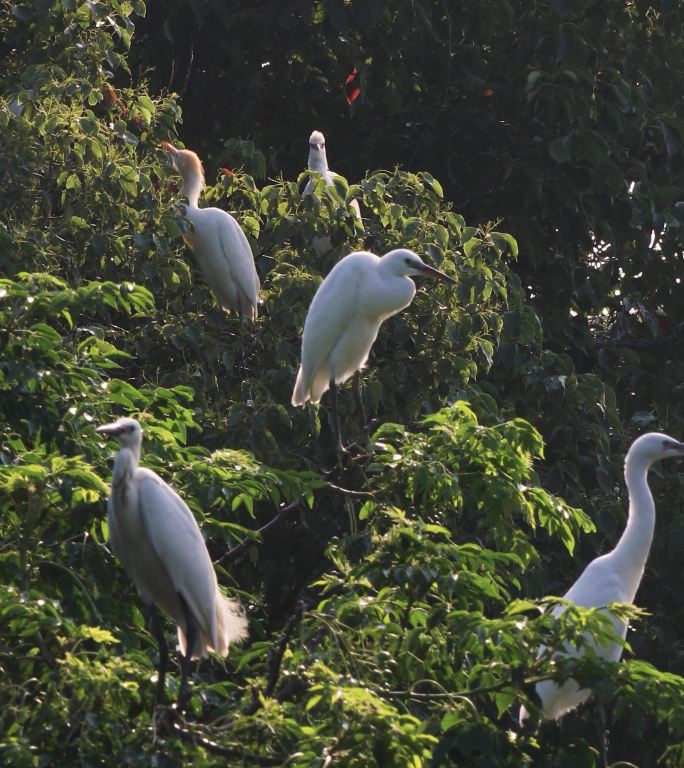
[
  {"xmin": 161, "ymin": 141, "xmax": 205, "ymax": 184},
  {"xmin": 96, "ymin": 417, "xmax": 143, "ymax": 450},
  {"xmin": 627, "ymin": 432, "xmax": 684, "ymax": 466},
  {"xmin": 382, "ymin": 249, "xmax": 456, "ymax": 283},
  {"xmin": 309, "ymin": 130, "xmax": 326, "ymax": 153}
]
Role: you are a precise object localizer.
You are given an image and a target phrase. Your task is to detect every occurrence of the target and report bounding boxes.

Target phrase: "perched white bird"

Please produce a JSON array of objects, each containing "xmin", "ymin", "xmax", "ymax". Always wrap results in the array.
[
  {"xmin": 304, "ymin": 130, "xmax": 337, "ymax": 191},
  {"xmin": 96, "ymin": 417, "xmax": 248, "ymax": 703},
  {"xmin": 291, "ymin": 248, "xmax": 454, "ymax": 447},
  {"xmin": 162, "ymin": 141, "xmax": 260, "ymax": 321},
  {"xmin": 520, "ymin": 432, "xmax": 684, "ymax": 722},
  {"xmin": 304, "ymin": 130, "xmax": 362, "ymax": 254}
]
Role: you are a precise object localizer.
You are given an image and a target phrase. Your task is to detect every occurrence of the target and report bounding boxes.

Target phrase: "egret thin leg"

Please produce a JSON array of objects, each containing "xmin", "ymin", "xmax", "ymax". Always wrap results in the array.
[
  {"xmin": 236, "ymin": 320, "xmax": 246, "ymax": 378},
  {"xmin": 596, "ymin": 703, "xmax": 609, "ymax": 768},
  {"xmin": 329, "ymin": 378, "xmax": 344, "ymax": 451},
  {"xmin": 177, "ymin": 593, "xmax": 197, "ymax": 709},
  {"xmin": 352, "ymin": 371, "xmax": 368, "ymax": 442},
  {"xmin": 147, "ymin": 605, "xmax": 169, "ymax": 705},
  {"xmin": 352, "ymin": 371, "xmax": 370, "ymax": 445}
]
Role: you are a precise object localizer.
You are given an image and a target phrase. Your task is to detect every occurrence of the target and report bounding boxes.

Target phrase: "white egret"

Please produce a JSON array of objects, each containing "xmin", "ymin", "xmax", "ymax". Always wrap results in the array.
[
  {"xmin": 305, "ymin": 131, "xmax": 333, "ymax": 188},
  {"xmin": 520, "ymin": 432, "xmax": 684, "ymax": 722},
  {"xmin": 96, "ymin": 417, "xmax": 248, "ymax": 705},
  {"xmin": 161, "ymin": 141, "xmax": 260, "ymax": 321},
  {"xmin": 304, "ymin": 130, "xmax": 362, "ymax": 255},
  {"xmin": 291, "ymin": 248, "xmax": 455, "ymax": 448}
]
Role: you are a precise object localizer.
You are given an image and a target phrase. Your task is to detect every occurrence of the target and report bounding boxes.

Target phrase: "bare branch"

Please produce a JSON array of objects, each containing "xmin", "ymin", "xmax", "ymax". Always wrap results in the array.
[
  {"xmin": 266, "ymin": 600, "xmax": 305, "ymax": 697},
  {"xmin": 595, "ymin": 321, "xmax": 684, "ymax": 351},
  {"xmin": 325, "ymin": 482, "xmax": 375, "ymax": 498},
  {"xmin": 216, "ymin": 499, "xmax": 302, "ymax": 566},
  {"xmin": 170, "ymin": 721, "xmax": 284, "ymax": 766}
]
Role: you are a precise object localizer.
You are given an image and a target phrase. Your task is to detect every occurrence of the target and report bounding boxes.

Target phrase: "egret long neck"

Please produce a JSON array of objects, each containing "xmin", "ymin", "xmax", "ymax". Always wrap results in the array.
[
  {"xmin": 309, "ymin": 149, "xmax": 328, "ymax": 174},
  {"xmin": 180, "ymin": 170, "xmax": 203, "ymax": 208},
  {"xmin": 374, "ymin": 263, "xmax": 417, "ymax": 317},
  {"xmin": 112, "ymin": 445, "xmax": 140, "ymax": 487},
  {"xmin": 612, "ymin": 453, "xmax": 655, "ymax": 600}
]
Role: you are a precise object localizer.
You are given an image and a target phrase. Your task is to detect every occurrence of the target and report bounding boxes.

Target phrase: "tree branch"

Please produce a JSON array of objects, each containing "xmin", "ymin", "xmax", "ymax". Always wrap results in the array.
[
  {"xmin": 266, "ymin": 600, "xmax": 305, "ymax": 698},
  {"xmin": 216, "ymin": 499, "xmax": 302, "ymax": 566},
  {"xmin": 243, "ymin": 600, "xmax": 306, "ymax": 716},
  {"xmin": 325, "ymin": 482, "xmax": 375, "ymax": 498},
  {"xmin": 594, "ymin": 321, "xmax": 684, "ymax": 351},
  {"xmin": 169, "ymin": 720, "xmax": 284, "ymax": 766},
  {"xmin": 216, "ymin": 479, "xmax": 373, "ymax": 567}
]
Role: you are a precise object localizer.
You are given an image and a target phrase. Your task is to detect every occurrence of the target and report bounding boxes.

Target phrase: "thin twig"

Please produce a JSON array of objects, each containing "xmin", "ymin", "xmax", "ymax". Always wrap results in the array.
[
  {"xmin": 385, "ymin": 673, "xmax": 548, "ymax": 702},
  {"xmin": 179, "ymin": 42, "xmax": 194, "ymax": 96},
  {"xmin": 216, "ymin": 475, "xmax": 373, "ymax": 567},
  {"xmin": 325, "ymin": 482, "xmax": 375, "ymax": 498},
  {"xmin": 243, "ymin": 601, "xmax": 306, "ymax": 716},
  {"xmin": 266, "ymin": 601, "xmax": 305, "ymax": 697},
  {"xmin": 170, "ymin": 721, "xmax": 284, "ymax": 765},
  {"xmin": 36, "ymin": 557, "xmax": 103, "ymax": 621},
  {"xmin": 595, "ymin": 336, "xmax": 677, "ymax": 350},
  {"xmin": 216, "ymin": 500, "xmax": 302, "ymax": 565},
  {"xmin": 594, "ymin": 321, "xmax": 684, "ymax": 351}
]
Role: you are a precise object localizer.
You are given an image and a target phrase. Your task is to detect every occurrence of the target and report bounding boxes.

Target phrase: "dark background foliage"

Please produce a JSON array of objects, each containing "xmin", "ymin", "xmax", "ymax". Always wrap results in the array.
[{"xmin": 1, "ymin": 0, "xmax": 683, "ymax": 765}]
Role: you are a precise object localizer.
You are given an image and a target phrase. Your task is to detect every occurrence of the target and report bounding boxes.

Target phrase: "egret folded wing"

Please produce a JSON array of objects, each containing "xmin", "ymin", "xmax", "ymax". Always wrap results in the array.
[
  {"xmin": 137, "ymin": 470, "xmax": 218, "ymax": 649},
  {"xmin": 293, "ymin": 262, "xmax": 362, "ymax": 404},
  {"xmin": 217, "ymin": 216, "xmax": 260, "ymax": 320}
]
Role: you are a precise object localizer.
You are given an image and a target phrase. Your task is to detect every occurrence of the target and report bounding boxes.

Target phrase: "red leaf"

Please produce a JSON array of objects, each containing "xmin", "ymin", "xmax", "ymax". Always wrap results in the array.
[
  {"xmin": 220, "ymin": 168, "xmax": 233, "ymax": 177},
  {"xmin": 344, "ymin": 67, "xmax": 361, "ymax": 105},
  {"xmin": 483, "ymin": 87, "xmax": 494, "ymax": 97}
]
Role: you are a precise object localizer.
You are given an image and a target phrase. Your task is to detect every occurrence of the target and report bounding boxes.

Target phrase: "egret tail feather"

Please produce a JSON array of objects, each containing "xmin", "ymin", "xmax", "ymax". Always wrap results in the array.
[
  {"xmin": 292, "ymin": 367, "xmax": 308, "ymax": 406},
  {"xmin": 214, "ymin": 595, "xmax": 249, "ymax": 655}
]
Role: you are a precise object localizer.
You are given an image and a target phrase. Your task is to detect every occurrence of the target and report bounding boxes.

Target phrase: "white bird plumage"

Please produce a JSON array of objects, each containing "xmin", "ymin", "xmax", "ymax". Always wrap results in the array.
[
  {"xmin": 162, "ymin": 141, "xmax": 260, "ymax": 320},
  {"xmin": 520, "ymin": 432, "xmax": 684, "ymax": 722},
  {"xmin": 304, "ymin": 130, "xmax": 337, "ymax": 191},
  {"xmin": 304, "ymin": 130, "xmax": 362, "ymax": 223},
  {"xmin": 97, "ymin": 417, "xmax": 248, "ymax": 700},
  {"xmin": 291, "ymin": 249, "xmax": 454, "ymax": 444}
]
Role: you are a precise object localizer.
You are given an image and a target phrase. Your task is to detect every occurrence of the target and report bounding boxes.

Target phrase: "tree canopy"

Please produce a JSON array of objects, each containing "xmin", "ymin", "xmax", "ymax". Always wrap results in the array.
[{"xmin": 1, "ymin": 1, "xmax": 684, "ymax": 766}]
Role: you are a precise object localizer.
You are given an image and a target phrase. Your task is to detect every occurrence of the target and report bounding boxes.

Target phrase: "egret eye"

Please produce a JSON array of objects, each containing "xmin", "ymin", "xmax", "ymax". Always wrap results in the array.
[{"xmin": 404, "ymin": 257, "xmax": 412, "ymax": 266}]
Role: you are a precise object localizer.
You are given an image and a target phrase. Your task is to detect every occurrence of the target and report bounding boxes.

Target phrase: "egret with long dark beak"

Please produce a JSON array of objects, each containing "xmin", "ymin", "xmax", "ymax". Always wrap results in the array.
[{"xmin": 291, "ymin": 248, "xmax": 455, "ymax": 451}]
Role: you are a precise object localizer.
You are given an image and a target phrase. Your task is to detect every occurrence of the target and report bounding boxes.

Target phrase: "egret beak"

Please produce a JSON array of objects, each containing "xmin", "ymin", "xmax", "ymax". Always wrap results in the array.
[
  {"xmin": 415, "ymin": 263, "xmax": 456, "ymax": 284},
  {"xmin": 161, "ymin": 142, "xmax": 180, "ymax": 173},
  {"xmin": 309, "ymin": 142, "xmax": 325, "ymax": 152},
  {"xmin": 96, "ymin": 421, "xmax": 126, "ymax": 437},
  {"xmin": 160, "ymin": 140, "xmax": 178, "ymax": 156}
]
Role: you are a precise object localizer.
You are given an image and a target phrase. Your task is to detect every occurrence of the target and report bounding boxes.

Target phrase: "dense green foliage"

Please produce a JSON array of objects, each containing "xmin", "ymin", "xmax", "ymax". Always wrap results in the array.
[{"xmin": 1, "ymin": 1, "xmax": 683, "ymax": 766}]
